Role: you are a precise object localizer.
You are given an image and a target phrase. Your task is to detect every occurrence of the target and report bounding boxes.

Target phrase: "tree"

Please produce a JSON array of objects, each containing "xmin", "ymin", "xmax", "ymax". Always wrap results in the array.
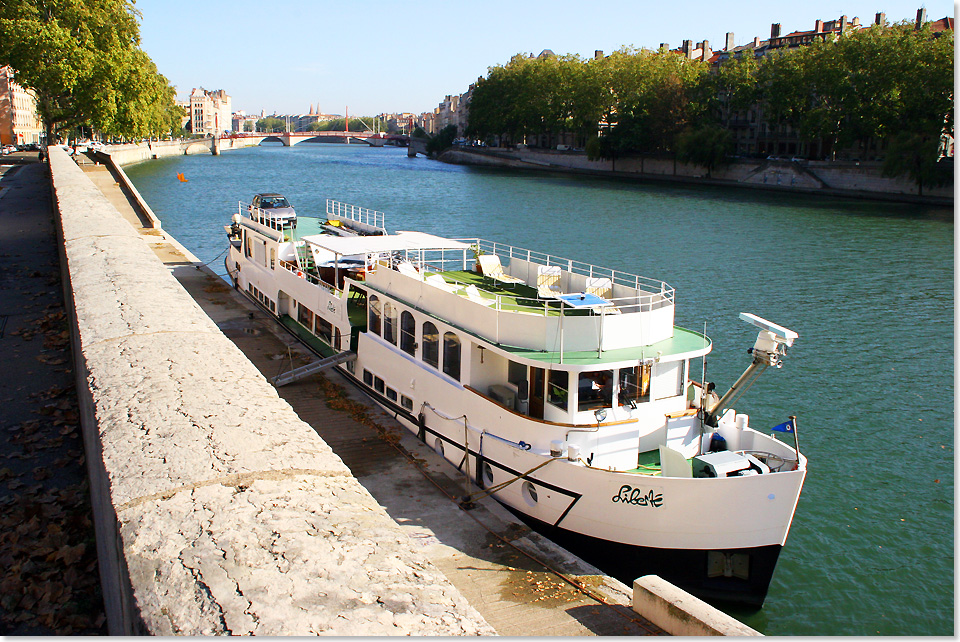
[
  {"xmin": 675, "ymin": 125, "xmax": 733, "ymax": 176},
  {"xmin": 257, "ymin": 117, "xmax": 286, "ymax": 133},
  {"xmin": 426, "ymin": 124, "xmax": 458, "ymax": 156},
  {"xmin": 0, "ymin": 0, "xmax": 179, "ymax": 143}
]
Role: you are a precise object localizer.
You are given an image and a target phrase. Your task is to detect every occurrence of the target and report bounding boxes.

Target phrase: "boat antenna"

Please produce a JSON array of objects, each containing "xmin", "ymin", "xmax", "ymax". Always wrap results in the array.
[{"xmin": 705, "ymin": 313, "xmax": 798, "ymax": 427}]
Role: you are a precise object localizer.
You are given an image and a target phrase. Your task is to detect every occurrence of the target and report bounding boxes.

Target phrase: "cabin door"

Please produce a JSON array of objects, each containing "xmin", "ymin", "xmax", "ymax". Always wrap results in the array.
[{"xmin": 530, "ymin": 367, "xmax": 545, "ymax": 420}]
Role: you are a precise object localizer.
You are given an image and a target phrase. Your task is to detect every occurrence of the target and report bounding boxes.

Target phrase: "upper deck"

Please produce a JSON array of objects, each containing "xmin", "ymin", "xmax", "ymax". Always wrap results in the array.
[{"xmin": 240, "ymin": 202, "xmax": 709, "ymax": 364}]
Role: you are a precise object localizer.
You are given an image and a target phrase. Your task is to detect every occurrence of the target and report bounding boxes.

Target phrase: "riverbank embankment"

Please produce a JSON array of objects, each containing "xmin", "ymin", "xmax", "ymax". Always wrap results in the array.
[
  {"xmin": 439, "ymin": 146, "xmax": 953, "ymax": 205},
  {"xmin": 49, "ymin": 143, "xmax": 761, "ymax": 636},
  {"xmin": 48, "ymin": 145, "xmax": 494, "ymax": 635}
]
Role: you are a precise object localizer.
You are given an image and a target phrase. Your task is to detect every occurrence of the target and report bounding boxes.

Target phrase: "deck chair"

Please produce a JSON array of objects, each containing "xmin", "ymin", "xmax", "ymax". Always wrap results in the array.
[
  {"xmin": 396, "ymin": 260, "xmax": 423, "ymax": 281},
  {"xmin": 658, "ymin": 445, "xmax": 693, "ymax": 478},
  {"xmin": 585, "ymin": 276, "xmax": 621, "ymax": 314},
  {"xmin": 477, "ymin": 254, "xmax": 524, "ymax": 285},
  {"xmin": 464, "ymin": 284, "xmax": 495, "ymax": 306},
  {"xmin": 536, "ymin": 265, "xmax": 562, "ymax": 299},
  {"xmin": 584, "ymin": 277, "xmax": 613, "ymax": 299},
  {"xmin": 426, "ymin": 273, "xmax": 462, "ymax": 294}
]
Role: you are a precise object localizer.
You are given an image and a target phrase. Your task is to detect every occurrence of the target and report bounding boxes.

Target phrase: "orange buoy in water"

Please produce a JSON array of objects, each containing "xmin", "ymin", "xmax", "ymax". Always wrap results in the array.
[{"xmin": 177, "ymin": 172, "xmax": 188, "ymax": 182}]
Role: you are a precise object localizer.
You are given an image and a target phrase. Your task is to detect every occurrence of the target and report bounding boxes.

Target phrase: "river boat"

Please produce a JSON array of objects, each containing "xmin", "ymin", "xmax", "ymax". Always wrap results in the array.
[{"xmin": 225, "ymin": 198, "xmax": 807, "ymax": 606}]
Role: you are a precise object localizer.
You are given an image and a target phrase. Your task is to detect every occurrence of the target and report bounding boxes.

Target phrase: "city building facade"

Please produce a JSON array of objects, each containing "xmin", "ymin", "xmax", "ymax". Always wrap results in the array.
[
  {"xmin": 189, "ymin": 87, "xmax": 232, "ymax": 135},
  {"xmin": 0, "ymin": 66, "xmax": 43, "ymax": 146}
]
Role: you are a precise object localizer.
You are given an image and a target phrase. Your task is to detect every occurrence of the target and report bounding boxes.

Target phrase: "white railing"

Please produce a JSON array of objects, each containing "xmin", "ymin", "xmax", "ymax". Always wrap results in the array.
[
  {"xmin": 325, "ymin": 199, "xmax": 386, "ymax": 232},
  {"xmin": 239, "ymin": 201, "xmax": 291, "ymax": 234}
]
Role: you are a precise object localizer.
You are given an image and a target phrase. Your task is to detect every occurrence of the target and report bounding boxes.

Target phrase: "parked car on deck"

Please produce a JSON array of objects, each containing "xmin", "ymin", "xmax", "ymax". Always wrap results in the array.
[{"xmin": 249, "ymin": 193, "xmax": 297, "ymax": 228}]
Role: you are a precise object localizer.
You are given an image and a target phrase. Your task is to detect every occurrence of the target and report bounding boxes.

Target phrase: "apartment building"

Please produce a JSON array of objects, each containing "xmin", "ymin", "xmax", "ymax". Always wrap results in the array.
[
  {"xmin": 0, "ymin": 66, "xmax": 43, "ymax": 146},
  {"xmin": 189, "ymin": 87, "xmax": 232, "ymax": 135}
]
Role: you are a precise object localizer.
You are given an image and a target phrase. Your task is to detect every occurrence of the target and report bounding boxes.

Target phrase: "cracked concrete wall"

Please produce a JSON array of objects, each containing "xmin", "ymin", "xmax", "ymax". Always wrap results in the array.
[{"xmin": 47, "ymin": 146, "xmax": 494, "ymax": 636}]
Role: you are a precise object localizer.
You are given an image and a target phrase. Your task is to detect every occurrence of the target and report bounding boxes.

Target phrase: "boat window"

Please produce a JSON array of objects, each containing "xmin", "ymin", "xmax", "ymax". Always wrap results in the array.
[
  {"xmin": 442, "ymin": 332, "xmax": 461, "ymax": 381},
  {"xmin": 368, "ymin": 295, "xmax": 381, "ymax": 336},
  {"xmin": 269, "ymin": 247, "xmax": 275, "ymax": 270},
  {"xmin": 619, "ymin": 363, "xmax": 652, "ymax": 406},
  {"xmin": 422, "ymin": 322, "xmax": 439, "ymax": 369},
  {"xmin": 508, "ymin": 360, "xmax": 528, "ymax": 403},
  {"xmin": 298, "ymin": 303, "xmax": 313, "ymax": 331},
  {"xmin": 547, "ymin": 370, "xmax": 568, "ymax": 411},
  {"xmin": 401, "ymin": 395, "xmax": 414, "ymax": 411},
  {"xmin": 578, "ymin": 370, "xmax": 613, "ymax": 411},
  {"xmin": 244, "ymin": 232, "xmax": 251, "ymax": 258},
  {"xmin": 363, "ymin": 369, "xmax": 373, "ymax": 386},
  {"xmin": 383, "ymin": 302, "xmax": 398, "ymax": 345},
  {"xmin": 386, "ymin": 387, "xmax": 398, "ymax": 402},
  {"xmin": 400, "ymin": 311, "xmax": 416, "ymax": 356},
  {"xmin": 315, "ymin": 317, "xmax": 332, "ymax": 344},
  {"xmin": 374, "ymin": 376, "xmax": 385, "ymax": 394}
]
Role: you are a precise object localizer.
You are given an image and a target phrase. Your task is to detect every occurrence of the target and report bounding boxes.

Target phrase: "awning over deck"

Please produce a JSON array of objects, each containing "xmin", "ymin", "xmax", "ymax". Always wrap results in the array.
[{"xmin": 301, "ymin": 231, "xmax": 471, "ymax": 257}]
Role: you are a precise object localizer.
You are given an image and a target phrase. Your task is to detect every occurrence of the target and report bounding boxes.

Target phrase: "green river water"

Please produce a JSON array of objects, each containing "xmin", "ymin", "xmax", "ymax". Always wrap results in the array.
[{"xmin": 125, "ymin": 143, "xmax": 954, "ymax": 636}]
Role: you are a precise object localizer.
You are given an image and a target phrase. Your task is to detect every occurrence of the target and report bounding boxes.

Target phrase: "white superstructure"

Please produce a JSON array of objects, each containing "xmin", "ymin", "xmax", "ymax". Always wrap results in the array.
[{"xmin": 226, "ymin": 199, "xmax": 807, "ymax": 606}]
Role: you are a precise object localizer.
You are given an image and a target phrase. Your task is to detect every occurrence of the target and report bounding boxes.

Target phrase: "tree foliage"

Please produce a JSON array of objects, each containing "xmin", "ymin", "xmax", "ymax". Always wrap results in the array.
[
  {"xmin": 467, "ymin": 22, "xmax": 953, "ymax": 191},
  {"xmin": 0, "ymin": 0, "xmax": 180, "ymax": 142}
]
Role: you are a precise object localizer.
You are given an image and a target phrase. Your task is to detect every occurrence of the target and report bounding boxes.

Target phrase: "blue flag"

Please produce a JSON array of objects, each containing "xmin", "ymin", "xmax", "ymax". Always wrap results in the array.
[{"xmin": 772, "ymin": 419, "xmax": 795, "ymax": 433}]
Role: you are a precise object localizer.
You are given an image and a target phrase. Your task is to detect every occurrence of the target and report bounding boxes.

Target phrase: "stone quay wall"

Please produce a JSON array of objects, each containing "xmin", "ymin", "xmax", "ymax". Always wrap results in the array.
[
  {"xmin": 441, "ymin": 147, "xmax": 953, "ymax": 205},
  {"xmin": 103, "ymin": 137, "xmax": 258, "ymax": 166},
  {"xmin": 47, "ymin": 145, "xmax": 494, "ymax": 635}
]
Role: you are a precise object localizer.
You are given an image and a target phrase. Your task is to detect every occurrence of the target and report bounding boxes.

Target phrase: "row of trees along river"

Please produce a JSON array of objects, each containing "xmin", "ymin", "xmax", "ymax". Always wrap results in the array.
[{"xmin": 465, "ymin": 21, "xmax": 953, "ymax": 192}]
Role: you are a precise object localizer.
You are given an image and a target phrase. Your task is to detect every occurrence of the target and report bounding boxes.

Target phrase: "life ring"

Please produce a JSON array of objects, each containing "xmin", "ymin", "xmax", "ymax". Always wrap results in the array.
[{"xmin": 296, "ymin": 270, "xmax": 305, "ymax": 279}]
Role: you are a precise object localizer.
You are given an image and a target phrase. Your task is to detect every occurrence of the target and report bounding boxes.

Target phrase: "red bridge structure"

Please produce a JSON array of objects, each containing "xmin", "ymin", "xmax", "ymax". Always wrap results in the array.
[{"xmin": 222, "ymin": 131, "xmax": 409, "ymax": 147}]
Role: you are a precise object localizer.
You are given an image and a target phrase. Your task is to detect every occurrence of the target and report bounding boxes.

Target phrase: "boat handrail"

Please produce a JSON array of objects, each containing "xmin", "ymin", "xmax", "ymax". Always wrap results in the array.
[
  {"xmin": 420, "ymin": 270, "xmax": 672, "ymax": 316},
  {"xmin": 325, "ymin": 199, "xmax": 386, "ymax": 232},
  {"xmin": 457, "ymin": 237, "xmax": 674, "ymax": 304},
  {"xmin": 239, "ymin": 201, "xmax": 293, "ymax": 235},
  {"xmin": 278, "ymin": 259, "xmax": 341, "ymax": 295}
]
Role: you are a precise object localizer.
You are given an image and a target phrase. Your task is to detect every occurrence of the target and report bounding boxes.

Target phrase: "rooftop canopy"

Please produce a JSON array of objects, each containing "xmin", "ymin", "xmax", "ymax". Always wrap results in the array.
[{"xmin": 301, "ymin": 231, "xmax": 471, "ymax": 257}]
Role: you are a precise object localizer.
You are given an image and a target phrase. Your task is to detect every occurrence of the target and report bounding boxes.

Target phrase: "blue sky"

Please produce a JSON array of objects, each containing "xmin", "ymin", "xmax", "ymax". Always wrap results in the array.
[{"xmin": 135, "ymin": 0, "xmax": 954, "ymax": 117}]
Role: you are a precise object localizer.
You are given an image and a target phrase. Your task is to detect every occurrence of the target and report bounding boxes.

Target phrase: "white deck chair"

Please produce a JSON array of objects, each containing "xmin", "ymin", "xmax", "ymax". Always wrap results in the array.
[
  {"xmin": 426, "ymin": 273, "xmax": 462, "ymax": 294},
  {"xmin": 536, "ymin": 265, "xmax": 562, "ymax": 299},
  {"xmin": 585, "ymin": 276, "xmax": 620, "ymax": 314},
  {"xmin": 396, "ymin": 261, "xmax": 423, "ymax": 281},
  {"xmin": 477, "ymin": 254, "xmax": 524, "ymax": 285},
  {"xmin": 464, "ymin": 284, "xmax": 495, "ymax": 306}
]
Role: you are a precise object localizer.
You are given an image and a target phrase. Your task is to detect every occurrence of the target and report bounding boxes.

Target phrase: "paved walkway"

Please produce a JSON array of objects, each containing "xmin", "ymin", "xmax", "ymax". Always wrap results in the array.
[{"xmin": 0, "ymin": 156, "xmax": 108, "ymax": 634}]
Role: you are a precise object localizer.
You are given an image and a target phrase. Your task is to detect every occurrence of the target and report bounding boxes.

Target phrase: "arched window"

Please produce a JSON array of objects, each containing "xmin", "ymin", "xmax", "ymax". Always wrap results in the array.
[
  {"xmin": 368, "ymin": 295, "xmax": 381, "ymax": 336},
  {"xmin": 400, "ymin": 311, "xmax": 416, "ymax": 356},
  {"xmin": 422, "ymin": 322, "xmax": 439, "ymax": 369},
  {"xmin": 383, "ymin": 302, "xmax": 398, "ymax": 345},
  {"xmin": 442, "ymin": 332, "xmax": 461, "ymax": 381}
]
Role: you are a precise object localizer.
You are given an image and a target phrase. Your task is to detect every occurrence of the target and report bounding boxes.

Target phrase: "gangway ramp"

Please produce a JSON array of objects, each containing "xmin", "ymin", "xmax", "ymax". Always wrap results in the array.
[{"xmin": 272, "ymin": 351, "xmax": 357, "ymax": 387}]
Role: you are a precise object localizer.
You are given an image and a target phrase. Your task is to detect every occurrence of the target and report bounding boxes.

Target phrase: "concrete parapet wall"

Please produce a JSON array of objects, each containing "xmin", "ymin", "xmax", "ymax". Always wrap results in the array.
[
  {"xmin": 633, "ymin": 575, "xmax": 762, "ymax": 636},
  {"xmin": 47, "ymin": 145, "xmax": 494, "ymax": 635},
  {"xmin": 441, "ymin": 147, "xmax": 952, "ymax": 204}
]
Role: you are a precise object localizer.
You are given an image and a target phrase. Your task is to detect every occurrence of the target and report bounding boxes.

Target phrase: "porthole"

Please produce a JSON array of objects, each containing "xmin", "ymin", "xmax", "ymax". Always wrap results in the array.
[
  {"xmin": 434, "ymin": 438, "xmax": 444, "ymax": 458},
  {"xmin": 522, "ymin": 481, "xmax": 538, "ymax": 506},
  {"xmin": 483, "ymin": 462, "xmax": 494, "ymax": 485}
]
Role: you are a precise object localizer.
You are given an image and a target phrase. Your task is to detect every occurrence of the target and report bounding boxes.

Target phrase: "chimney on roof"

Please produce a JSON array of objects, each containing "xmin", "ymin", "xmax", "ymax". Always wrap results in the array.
[
  {"xmin": 753, "ymin": 36, "xmax": 761, "ymax": 47},
  {"xmin": 701, "ymin": 40, "xmax": 710, "ymax": 61},
  {"xmin": 852, "ymin": 16, "xmax": 860, "ymax": 27},
  {"xmin": 916, "ymin": 7, "xmax": 927, "ymax": 28},
  {"xmin": 875, "ymin": 12, "xmax": 886, "ymax": 26},
  {"xmin": 815, "ymin": 19, "xmax": 824, "ymax": 32},
  {"xmin": 660, "ymin": 42, "xmax": 668, "ymax": 51},
  {"xmin": 595, "ymin": 50, "xmax": 603, "ymax": 59},
  {"xmin": 725, "ymin": 32, "xmax": 735, "ymax": 50},
  {"xmin": 840, "ymin": 15, "xmax": 847, "ymax": 31},
  {"xmin": 771, "ymin": 23, "xmax": 781, "ymax": 38},
  {"xmin": 682, "ymin": 39, "xmax": 693, "ymax": 57}
]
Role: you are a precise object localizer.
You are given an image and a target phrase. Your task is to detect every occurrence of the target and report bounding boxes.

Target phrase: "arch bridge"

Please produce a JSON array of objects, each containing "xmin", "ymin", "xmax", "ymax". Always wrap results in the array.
[{"xmin": 223, "ymin": 131, "xmax": 409, "ymax": 147}]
